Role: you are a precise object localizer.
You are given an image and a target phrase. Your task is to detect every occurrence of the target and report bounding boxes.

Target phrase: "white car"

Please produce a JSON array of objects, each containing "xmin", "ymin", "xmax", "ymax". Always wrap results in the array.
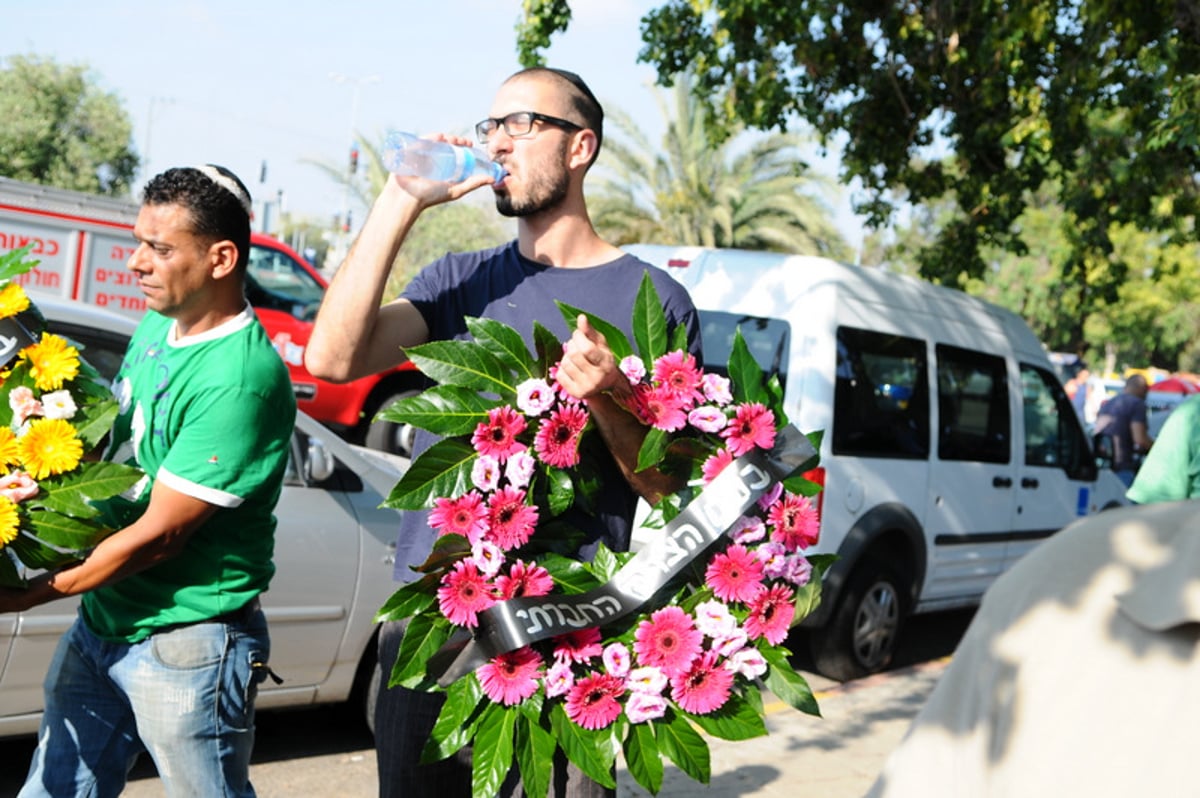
[{"xmin": 0, "ymin": 296, "xmax": 403, "ymax": 738}]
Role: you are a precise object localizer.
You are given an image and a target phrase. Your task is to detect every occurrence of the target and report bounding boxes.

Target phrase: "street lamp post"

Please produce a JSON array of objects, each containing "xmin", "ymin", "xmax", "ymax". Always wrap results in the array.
[{"xmin": 328, "ymin": 73, "xmax": 380, "ymax": 269}]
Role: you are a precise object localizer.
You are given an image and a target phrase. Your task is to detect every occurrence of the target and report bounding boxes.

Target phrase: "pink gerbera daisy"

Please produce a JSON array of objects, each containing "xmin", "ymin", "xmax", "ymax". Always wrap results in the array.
[
  {"xmin": 767, "ymin": 492, "xmax": 820, "ymax": 551},
  {"xmin": 652, "ymin": 350, "xmax": 705, "ymax": 403},
  {"xmin": 744, "ymin": 584, "xmax": 796, "ymax": 645},
  {"xmin": 494, "ymin": 559, "xmax": 554, "ymax": 599},
  {"xmin": 705, "ymin": 544, "xmax": 766, "ymax": 603},
  {"xmin": 553, "ymin": 628, "xmax": 603, "ymax": 664},
  {"xmin": 701, "ymin": 448, "xmax": 734, "ymax": 484},
  {"xmin": 427, "ymin": 491, "xmax": 489, "ymax": 543},
  {"xmin": 721, "ymin": 403, "xmax": 776, "ymax": 456},
  {"xmin": 564, "ymin": 672, "xmax": 625, "ymax": 730},
  {"xmin": 471, "ymin": 406, "xmax": 528, "ymax": 462},
  {"xmin": 631, "ymin": 383, "xmax": 689, "ymax": 432},
  {"xmin": 534, "ymin": 404, "xmax": 589, "ymax": 468},
  {"xmin": 477, "ymin": 647, "xmax": 543, "ymax": 706},
  {"xmin": 671, "ymin": 651, "xmax": 734, "ymax": 715},
  {"xmin": 436, "ymin": 561, "xmax": 496, "ymax": 627},
  {"xmin": 634, "ymin": 606, "xmax": 703, "ymax": 678},
  {"xmin": 487, "ymin": 486, "xmax": 539, "ymax": 550}
]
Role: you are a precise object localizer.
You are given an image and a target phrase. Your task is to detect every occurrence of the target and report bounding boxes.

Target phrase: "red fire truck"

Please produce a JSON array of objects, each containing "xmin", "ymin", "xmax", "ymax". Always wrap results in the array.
[{"xmin": 0, "ymin": 176, "xmax": 424, "ymax": 455}]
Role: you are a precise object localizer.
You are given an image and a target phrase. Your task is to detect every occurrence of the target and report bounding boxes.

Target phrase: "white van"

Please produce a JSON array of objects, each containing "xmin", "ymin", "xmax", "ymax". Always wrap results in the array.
[{"xmin": 624, "ymin": 244, "xmax": 1128, "ymax": 681}]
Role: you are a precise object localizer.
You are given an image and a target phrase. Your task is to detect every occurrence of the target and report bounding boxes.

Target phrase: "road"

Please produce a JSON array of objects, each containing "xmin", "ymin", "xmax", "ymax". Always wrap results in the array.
[{"xmin": 0, "ymin": 609, "xmax": 975, "ymax": 797}]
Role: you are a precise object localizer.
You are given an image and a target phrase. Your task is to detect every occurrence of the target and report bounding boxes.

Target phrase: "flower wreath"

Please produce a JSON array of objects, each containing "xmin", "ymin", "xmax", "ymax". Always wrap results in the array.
[
  {"xmin": 0, "ymin": 246, "xmax": 143, "ymax": 588},
  {"xmin": 377, "ymin": 273, "xmax": 829, "ymax": 797}
]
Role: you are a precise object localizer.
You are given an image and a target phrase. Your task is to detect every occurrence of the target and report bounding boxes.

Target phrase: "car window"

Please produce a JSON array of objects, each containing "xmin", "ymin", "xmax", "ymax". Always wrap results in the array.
[
  {"xmin": 833, "ymin": 326, "xmax": 930, "ymax": 459},
  {"xmin": 936, "ymin": 344, "xmax": 1011, "ymax": 463},
  {"xmin": 1020, "ymin": 363, "xmax": 1096, "ymax": 479},
  {"xmin": 246, "ymin": 244, "xmax": 325, "ymax": 321},
  {"xmin": 697, "ymin": 310, "xmax": 791, "ymax": 389}
]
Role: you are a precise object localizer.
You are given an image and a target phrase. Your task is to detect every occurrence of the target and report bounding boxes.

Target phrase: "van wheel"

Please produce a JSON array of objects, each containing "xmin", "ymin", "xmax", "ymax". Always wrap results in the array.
[
  {"xmin": 809, "ymin": 560, "xmax": 907, "ymax": 682},
  {"xmin": 365, "ymin": 391, "xmax": 419, "ymax": 457}
]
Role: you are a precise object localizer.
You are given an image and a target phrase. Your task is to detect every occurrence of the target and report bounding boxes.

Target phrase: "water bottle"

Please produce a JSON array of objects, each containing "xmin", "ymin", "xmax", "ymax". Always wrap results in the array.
[{"xmin": 381, "ymin": 131, "xmax": 505, "ymax": 184}]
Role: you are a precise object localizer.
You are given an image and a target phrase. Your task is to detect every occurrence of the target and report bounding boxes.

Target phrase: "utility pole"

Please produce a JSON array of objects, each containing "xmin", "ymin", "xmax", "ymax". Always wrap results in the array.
[{"xmin": 328, "ymin": 73, "xmax": 380, "ymax": 271}]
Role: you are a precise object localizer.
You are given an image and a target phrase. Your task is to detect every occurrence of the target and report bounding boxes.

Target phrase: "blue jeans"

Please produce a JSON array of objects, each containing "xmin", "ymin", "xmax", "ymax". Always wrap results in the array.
[{"xmin": 19, "ymin": 605, "xmax": 270, "ymax": 798}]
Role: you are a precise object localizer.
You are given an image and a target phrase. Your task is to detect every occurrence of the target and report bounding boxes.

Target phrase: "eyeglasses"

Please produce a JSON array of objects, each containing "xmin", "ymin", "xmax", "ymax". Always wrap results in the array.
[{"xmin": 475, "ymin": 111, "xmax": 583, "ymax": 144}]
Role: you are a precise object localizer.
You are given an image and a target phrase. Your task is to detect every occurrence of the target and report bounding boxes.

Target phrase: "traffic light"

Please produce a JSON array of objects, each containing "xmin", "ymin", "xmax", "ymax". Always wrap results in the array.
[
  {"xmin": 349, "ymin": 143, "xmax": 359, "ymax": 175},
  {"xmin": 342, "ymin": 210, "xmax": 352, "ymax": 233}
]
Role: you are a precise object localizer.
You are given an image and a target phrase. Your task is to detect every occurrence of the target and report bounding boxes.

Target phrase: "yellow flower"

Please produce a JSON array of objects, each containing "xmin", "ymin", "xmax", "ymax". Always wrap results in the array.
[
  {"xmin": 17, "ymin": 418, "xmax": 83, "ymax": 479},
  {"xmin": 0, "ymin": 428, "xmax": 19, "ymax": 468},
  {"xmin": 19, "ymin": 334, "xmax": 80, "ymax": 392},
  {"xmin": 0, "ymin": 495, "xmax": 17, "ymax": 548},
  {"xmin": 0, "ymin": 283, "xmax": 30, "ymax": 320}
]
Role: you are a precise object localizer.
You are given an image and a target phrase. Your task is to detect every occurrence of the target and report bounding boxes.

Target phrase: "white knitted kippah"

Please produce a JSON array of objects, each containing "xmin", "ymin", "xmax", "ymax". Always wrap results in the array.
[{"xmin": 194, "ymin": 164, "xmax": 252, "ymax": 217}]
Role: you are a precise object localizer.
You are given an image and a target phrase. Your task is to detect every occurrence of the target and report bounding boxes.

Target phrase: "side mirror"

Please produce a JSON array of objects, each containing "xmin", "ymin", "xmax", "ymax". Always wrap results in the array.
[
  {"xmin": 1092, "ymin": 432, "xmax": 1114, "ymax": 470},
  {"xmin": 305, "ymin": 437, "xmax": 336, "ymax": 483}
]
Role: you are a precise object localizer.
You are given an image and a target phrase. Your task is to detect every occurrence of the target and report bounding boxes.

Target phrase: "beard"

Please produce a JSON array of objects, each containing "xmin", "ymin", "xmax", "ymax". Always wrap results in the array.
[{"xmin": 493, "ymin": 139, "xmax": 571, "ymax": 218}]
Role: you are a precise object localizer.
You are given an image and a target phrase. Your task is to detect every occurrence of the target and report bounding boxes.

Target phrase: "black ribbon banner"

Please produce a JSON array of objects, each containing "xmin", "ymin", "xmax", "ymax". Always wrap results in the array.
[
  {"xmin": 429, "ymin": 423, "xmax": 817, "ymax": 686},
  {"xmin": 0, "ymin": 316, "xmax": 37, "ymax": 371}
]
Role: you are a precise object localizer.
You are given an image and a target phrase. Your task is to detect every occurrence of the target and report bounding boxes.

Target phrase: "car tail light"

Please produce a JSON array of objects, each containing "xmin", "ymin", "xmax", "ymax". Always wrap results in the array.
[
  {"xmin": 802, "ymin": 466, "xmax": 826, "ymax": 525},
  {"xmin": 666, "ymin": 258, "xmax": 691, "ymax": 269}
]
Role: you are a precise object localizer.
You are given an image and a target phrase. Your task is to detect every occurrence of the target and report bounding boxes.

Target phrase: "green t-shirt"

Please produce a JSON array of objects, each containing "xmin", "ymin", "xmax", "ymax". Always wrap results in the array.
[
  {"xmin": 1127, "ymin": 395, "xmax": 1200, "ymax": 504},
  {"xmin": 81, "ymin": 307, "xmax": 296, "ymax": 642}
]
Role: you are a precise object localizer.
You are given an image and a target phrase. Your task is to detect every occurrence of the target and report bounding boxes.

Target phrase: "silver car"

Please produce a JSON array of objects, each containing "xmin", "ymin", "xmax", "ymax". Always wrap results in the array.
[{"xmin": 0, "ymin": 296, "xmax": 402, "ymax": 738}]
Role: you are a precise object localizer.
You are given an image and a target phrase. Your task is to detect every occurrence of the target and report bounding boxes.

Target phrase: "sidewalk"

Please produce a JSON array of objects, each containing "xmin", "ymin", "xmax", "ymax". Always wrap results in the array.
[{"xmin": 616, "ymin": 657, "xmax": 950, "ymax": 798}]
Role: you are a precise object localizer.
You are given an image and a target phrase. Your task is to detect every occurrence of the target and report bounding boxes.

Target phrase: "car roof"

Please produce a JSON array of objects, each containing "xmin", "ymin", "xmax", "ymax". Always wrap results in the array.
[{"xmin": 31, "ymin": 292, "xmax": 140, "ymax": 337}]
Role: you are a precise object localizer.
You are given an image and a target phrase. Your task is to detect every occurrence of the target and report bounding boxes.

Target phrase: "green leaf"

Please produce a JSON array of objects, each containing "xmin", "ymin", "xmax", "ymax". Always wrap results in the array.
[
  {"xmin": 587, "ymin": 544, "xmax": 620, "ymax": 582},
  {"xmin": 71, "ymin": 397, "xmax": 119, "ymax": 450},
  {"xmin": 654, "ymin": 708, "xmax": 710, "ymax": 784},
  {"xmin": 631, "ymin": 272, "xmax": 667, "ymax": 363},
  {"xmin": 385, "ymin": 438, "xmax": 477, "ymax": 510},
  {"xmin": 538, "ymin": 553, "xmax": 602, "ymax": 594},
  {"xmin": 685, "ymin": 693, "xmax": 768, "ymax": 741},
  {"xmin": 623, "ymin": 721, "xmax": 663, "ymax": 795},
  {"xmin": 761, "ymin": 645, "xmax": 821, "ymax": 717},
  {"xmin": 391, "ymin": 612, "xmax": 454, "ymax": 688},
  {"xmin": 406, "ymin": 339, "xmax": 516, "ymax": 397},
  {"xmin": 473, "ymin": 703, "xmax": 517, "ymax": 798},
  {"xmin": 0, "ymin": 245, "xmax": 37, "ymax": 282},
  {"xmin": 532, "ymin": 321, "xmax": 562, "ymax": 376},
  {"xmin": 375, "ymin": 579, "xmax": 437, "ymax": 623},
  {"xmin": 31, "ymin": 461, "xmax": 144, "ymax": 518},
  {"xmin": 549, "ymin": 703, "xmax": 617, "ymax": 788},
  {"xmin": 636, "ymin": 427, "xmax": 670, "ymax": 472},
  {"xmin": 22, "ymin": 509, "xmax": 107, "ymax": 553},
  {"xmin": 466, "ymin": 316, "xmax": 537, "ymax": 382},
  {"xmin": 515, "ymin": 711, "xmax": 558, "ymax": 798},
  {"xmin": 545, "ymin": 465, "xmax": 574, "ymax": 516},
  {"xmin": 376, "ymin": 386, "xmax": 495, "ymax": 437},
  {"xmin": 727, "ymin": 328, "xmax": 769, "ymax": 407},
  {"xmin": 424, "ymin": 674, "xmax": 485, "ymax": 763},
  {"xmin": 556, "ymin": 302, "xmax": 634, "ymax": 360},
  {"xmin": 791, "ymin": 572, "xmax": 823, "ymax": 623}
]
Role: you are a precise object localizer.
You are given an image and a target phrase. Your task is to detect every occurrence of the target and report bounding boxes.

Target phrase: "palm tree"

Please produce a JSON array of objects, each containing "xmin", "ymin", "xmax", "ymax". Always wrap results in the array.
[{"xmin": 589, "ymin": 79, "xmax": 850, "ymax": 259}]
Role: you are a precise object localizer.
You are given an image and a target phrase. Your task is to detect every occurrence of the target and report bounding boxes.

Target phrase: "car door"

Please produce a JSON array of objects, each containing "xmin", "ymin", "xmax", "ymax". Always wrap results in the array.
[{"xmin": 923, "ymin": 343, "xmax": 1015, "ymax": 601}]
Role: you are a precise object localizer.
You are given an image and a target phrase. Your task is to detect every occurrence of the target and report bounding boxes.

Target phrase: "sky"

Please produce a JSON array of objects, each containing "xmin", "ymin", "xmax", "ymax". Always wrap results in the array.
[{"xmin": 6, "ymin": 0, "xmax": 864, "ymax": 250}]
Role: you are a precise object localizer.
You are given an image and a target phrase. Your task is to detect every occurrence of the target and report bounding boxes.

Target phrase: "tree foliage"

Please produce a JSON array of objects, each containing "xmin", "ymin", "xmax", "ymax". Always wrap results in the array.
[
  {"xmin": 517, "ymin": 2, "xmax": 1200, "ymax": 289},
  {"xmin": 0, "ymin": 54, "xmax": 139, "ymax": 195},
  {"xmin": 589, "ymin": 78, "xmax": 849, "ymax": 257}
]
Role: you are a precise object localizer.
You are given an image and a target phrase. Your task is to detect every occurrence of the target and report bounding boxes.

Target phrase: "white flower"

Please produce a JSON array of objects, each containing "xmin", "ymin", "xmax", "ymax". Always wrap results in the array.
[
  {"xmin": 725, "ymin": 647, "xmax": 768, "ymax": 679},
  {"xmin": 516, "ymin": 378, "xmax": 556, "ymax": 416},
  {"xmin": 543, "ymin": 660, "xmax": 575, "ymax": 697},
  {"xmin": 504, "ymin": 449, "xmax": 536, "ymax": 489},
  {"xmin": 470, "ymin": 539, "xmax": 504, "ymax": 578},
  {"xmin": 471, "ymin": 454, "xmax": 501, "ymax": 493},
  {"xmin": 730, "ymin": 515, "xmax": 766, "ymax": 545},
  {"xmin": 602, "ymin": 642, "xmax": 631, "ymax": 677},
  {"xmin": 688, "ymin": 405, "xmax": 728, "ymax": 433},
  {"xmin": 40, "ymin": 389, "xmax": 78, "ymax": 420},
  {"xmin": 694, "ymin": 599, "xmax": 739, "ymax": 638},
  {"xmin": 701, "ymin": 373, "xmax": 732, "ymax": 405},
  {"xmin": 619, "ymin": 355, "xmax": 646, "ymax": 383},
  {"xmin": 625, "ymin": 690, "xmax": 668, "ymax": 723},
  {"xmin": 626, "ymin": 666, "xmax": 668, "ymax": 694}
]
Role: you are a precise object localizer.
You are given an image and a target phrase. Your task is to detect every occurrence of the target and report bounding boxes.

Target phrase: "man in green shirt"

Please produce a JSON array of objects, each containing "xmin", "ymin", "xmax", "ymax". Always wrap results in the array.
[
  {"xmin": 4, "ymin": 165, "xmax": 296, "ymax": 798},
  {"xmin": 1127, "ymin": 393, "xmax": 1200, "ymax": 502}
]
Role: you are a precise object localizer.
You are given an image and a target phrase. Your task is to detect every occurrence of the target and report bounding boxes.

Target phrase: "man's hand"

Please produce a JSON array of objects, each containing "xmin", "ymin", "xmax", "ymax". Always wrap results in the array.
[{"xmin": 556, "ymin": 315, "xmax": 626, "ymax": 400}]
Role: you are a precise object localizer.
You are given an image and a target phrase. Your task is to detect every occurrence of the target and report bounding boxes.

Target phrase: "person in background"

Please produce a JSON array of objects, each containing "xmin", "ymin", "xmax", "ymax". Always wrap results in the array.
[
  {"xmin": 1065, "ymin": 366, "xmax": 1090, "ymax": 423},
  {"xmin": 304, "ymin": 68, "xmax": 700, "ymax": 798},
  {"xmin": 1126, "ymin": 392, "xmax": 1200, "ymax": 503},
  {"xmin": 866, "ymin": 499, "xmax": 1200, "ymax": 798},
  {"xmin": 1092, "ymin": 373, "xmax": 1153, "ymax": 485},
  {"xmin": 5, "ymin": 166, "xmax": 296, "ymax": 798}
]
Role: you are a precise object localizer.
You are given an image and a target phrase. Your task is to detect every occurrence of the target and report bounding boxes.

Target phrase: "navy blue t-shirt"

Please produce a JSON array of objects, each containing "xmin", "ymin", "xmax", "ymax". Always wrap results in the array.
[{"xmin": 393, "ymin": 241, "xmax": 701, "ymax": 582}]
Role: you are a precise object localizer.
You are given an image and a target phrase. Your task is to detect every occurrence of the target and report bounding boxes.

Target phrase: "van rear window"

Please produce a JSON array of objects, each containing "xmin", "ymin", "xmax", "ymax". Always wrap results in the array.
[
  {"xmin": 697, "ymin": 310, "xmax": 790, "ymax": 389},
  {"xmin": 833, "ymin": 327, "xmax": 930, "ymax": 459}
]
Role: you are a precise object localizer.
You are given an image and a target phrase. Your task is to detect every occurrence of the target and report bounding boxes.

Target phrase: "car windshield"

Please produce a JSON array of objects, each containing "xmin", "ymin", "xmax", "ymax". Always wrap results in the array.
[{"xmin": 246, "ymin": 244, "xmax": 325, "ymax": 320}]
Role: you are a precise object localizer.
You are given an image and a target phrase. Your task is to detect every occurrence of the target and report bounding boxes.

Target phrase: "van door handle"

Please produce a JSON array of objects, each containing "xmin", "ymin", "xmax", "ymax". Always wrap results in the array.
[
  {"xmin": 1021, "ymin": 477, "xmax": 1039, "ymax": 489},
  {"xmin": 993, "ymin": 476, "xmax": 1013, "ymax": 488}
]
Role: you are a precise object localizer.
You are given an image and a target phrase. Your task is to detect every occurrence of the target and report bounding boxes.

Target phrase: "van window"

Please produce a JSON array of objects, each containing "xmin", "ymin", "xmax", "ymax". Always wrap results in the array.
[
  {"xmin": 936, "ymin": 344, "xmax": 1011, "ymax": 463},
  {"xmin": 697, "ymin": 310, "xmax": 790, "ymax": 389},
  {"xmin": 833, "ymin": 327, "xmax": 929, "ymax": 459},
  {"xmin": 1020, "ymin": 363, "xmax": 1097, "ymax": 479},
  {"xmin": 246, "ymin": 244, "xmax": 325, "ymax": 321}
]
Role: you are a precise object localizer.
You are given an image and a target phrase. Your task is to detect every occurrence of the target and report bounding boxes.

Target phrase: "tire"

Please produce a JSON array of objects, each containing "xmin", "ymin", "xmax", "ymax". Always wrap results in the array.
[
  {"xmin": 364, "ymin": 390, "xmax": 420, "ymax": 457},
  {"xmin": 808, "ymin": 560, "xmax": 908, "ymax": 682}
]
